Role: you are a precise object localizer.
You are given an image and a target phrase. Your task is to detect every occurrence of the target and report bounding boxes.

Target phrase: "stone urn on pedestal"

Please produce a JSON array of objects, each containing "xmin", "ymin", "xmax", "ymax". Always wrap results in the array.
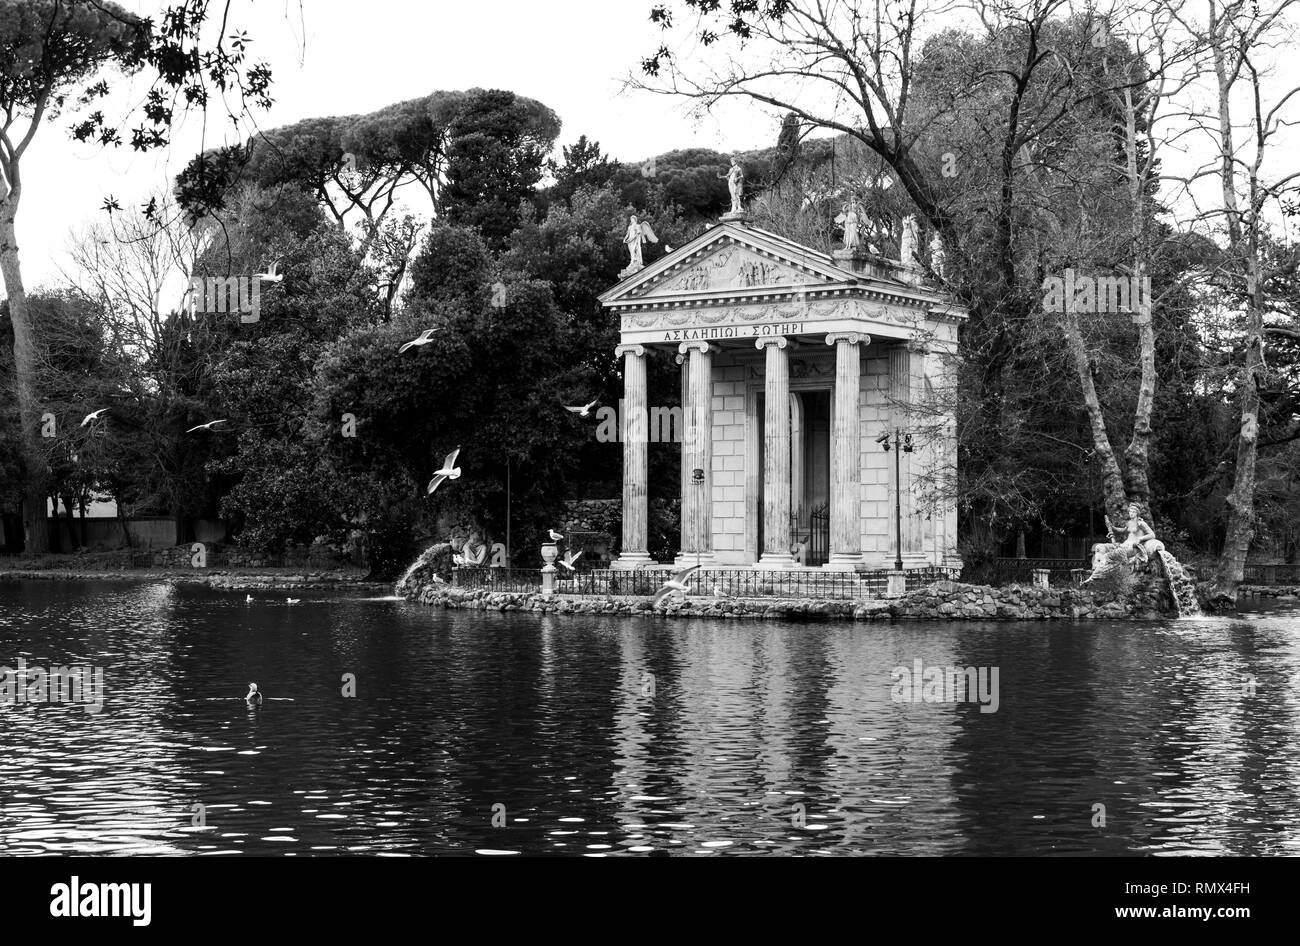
[{"xmin": 541, "ymin": 543, "xmax": 559, "ymax": 596}]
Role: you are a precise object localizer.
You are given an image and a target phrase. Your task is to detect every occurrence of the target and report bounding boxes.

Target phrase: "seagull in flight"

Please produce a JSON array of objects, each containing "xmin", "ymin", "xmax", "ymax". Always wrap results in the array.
[
  {"xmin": 186, "ymin": 419, "xmax": 227, "ymax": 433},
  {"xmin": 256, "ymin": 260, "xmax": 284, "ymax": 284},
  {"xmin": 399, "ymin": 328, "xmax": 438, "ymax": 354},
  {"xmin": 559, "ymin": 549, "xmax": 582, "ymax": 571},
  {"xmin": 651, "ymin": 565, "xmax": 702, "ymax": 607},
  {"xmin": 547, "ymin": 529, "xmax": 565, "ymax": 542},
  {"xmin": 426, "ymin": 447, "xmax": 462, "ymax": 494},
  {"xmin": 565, "ymin": 399, "xmax": 599, "ymax": 418},
  {"xmin": 80, "ymin": 408, "xmax": 109, "ymax": 427}
]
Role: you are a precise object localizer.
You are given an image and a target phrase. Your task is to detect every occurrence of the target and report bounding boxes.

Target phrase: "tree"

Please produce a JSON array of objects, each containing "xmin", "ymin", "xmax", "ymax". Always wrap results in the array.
[
  {"xmin": 0, "ymin": 0, "xmax": 272, "ymax": 552},
  {"xmin": 441, "ymin": 89, "xmax": 562, "ymax": 247},
  {"xmin": 1161, "ymin": 0, "xmax": 1300, "ymax": 599}
]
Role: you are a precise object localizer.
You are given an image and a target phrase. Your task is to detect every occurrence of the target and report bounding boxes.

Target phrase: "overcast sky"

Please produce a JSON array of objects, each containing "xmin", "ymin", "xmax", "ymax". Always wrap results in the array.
[
  {"xmin": 12, "ymin": 0, "xmax": 1300, "ymax": 292},
  {"xmin": 20, "ymin": 0, "xmax": 775, "ymax": 290}
]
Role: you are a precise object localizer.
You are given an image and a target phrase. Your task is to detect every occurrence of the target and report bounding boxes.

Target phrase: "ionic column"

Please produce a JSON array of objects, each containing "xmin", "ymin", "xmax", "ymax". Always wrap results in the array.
[
  {"xmin": 676, "ymin": 341, "xmax": 715, "ymax": 565},
  {"xmin": 676, "ymin": 352, "xmax": 691, "ymax": 558},
  {"xmin": 613, "ymin": 344, "xmax": 653, "ymax": 570},
  {"xmin": 756, "ymin": 336, "xmax": 796, "ymax": 568},
  {"xmin": 826, "ymin": 332, "xmax": 868, "ymax": 570}
]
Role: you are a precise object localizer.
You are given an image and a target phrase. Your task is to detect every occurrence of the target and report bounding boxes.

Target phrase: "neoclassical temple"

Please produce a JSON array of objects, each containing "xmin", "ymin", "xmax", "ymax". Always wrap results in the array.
[{"xmin": 599, "ymin": 213, "xmax": 966, "ymax": 571}]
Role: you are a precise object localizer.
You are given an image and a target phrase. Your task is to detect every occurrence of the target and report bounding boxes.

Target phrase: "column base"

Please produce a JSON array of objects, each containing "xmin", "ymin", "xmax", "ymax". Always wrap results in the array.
[
  {"xmin": 755, "ymin": 553, "xmax": 799, "ymax": 570},
  {"xmin": 673, "ymin": 552, "xmax": 716, "ymax": 570},
  {"xmin": 823, "ymin": 553, "xmax": 865, "ymax": 572},
  {"xmin": 611, "ymin": 552, "xmax": 657, "ymax": 571},
  {"xmin": 885, "ymin": 571, "xmax": 907, "ymax": 598}
]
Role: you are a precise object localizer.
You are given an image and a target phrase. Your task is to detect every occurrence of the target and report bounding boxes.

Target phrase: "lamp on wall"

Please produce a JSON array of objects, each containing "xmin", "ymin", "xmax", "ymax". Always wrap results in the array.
[{"xmin": 691, "ymin": 467, "xmax": 705, "ymax": 570}]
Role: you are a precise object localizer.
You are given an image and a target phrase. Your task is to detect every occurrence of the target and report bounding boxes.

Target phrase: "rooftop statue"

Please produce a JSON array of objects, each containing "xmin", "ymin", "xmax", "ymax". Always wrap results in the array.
[
  {"xmin": 834, "ymin": 200, "xmax": 862, "ymax": 252},
  {"xmin": 622, "ymin": 214, "xmax": 658, "ymax": 274},
  {"xmin": 719, "ymin": 156, "xmax": 745, "ymax": 215}
]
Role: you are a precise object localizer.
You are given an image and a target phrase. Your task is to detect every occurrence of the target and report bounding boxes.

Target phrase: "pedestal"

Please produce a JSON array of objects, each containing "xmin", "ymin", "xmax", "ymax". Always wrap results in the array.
[{"xmin": 886, "ymin": 571, "xmax": 907, "ymax": 598}]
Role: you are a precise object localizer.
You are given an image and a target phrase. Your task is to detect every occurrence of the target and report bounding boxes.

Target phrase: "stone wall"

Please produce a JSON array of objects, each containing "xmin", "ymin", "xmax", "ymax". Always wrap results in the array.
[{"xmin": 401, "ymin": 574, "xmax": 1175, "ymax": 622}]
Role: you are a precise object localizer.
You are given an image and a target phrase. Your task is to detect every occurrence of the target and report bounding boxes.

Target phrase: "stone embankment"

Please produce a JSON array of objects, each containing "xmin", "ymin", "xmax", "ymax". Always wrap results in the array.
[
  {"xmin": 0, "ymin": 567, "xmax": 386, "ymax": 592},
  {"xmin": 401, "ymin": 577, "xmax": 1175, "ymax": 621}
]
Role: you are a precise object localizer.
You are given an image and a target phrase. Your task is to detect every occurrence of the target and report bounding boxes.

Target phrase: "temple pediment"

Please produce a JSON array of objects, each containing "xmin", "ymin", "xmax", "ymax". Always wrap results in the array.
[{"xmin": 601, "ymin": 223, "xmax": 859, "ymax": 305}]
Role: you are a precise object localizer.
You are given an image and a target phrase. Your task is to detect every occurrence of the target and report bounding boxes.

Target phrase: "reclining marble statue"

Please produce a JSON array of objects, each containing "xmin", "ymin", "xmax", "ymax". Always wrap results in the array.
[{"xmin": 1086, "ymin": 502, "xmax": 1164, "ymax": 581}]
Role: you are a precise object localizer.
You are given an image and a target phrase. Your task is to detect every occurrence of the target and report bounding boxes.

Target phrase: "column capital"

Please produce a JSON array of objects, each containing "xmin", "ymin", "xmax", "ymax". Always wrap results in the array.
[
  {"xmin": 614, "ymin": 343, "xmax": 646, "ymax": 358},
  {"xmin": 754, "ymin": 336, "xmax": 788, "ymax": 351},
  {"xmin": 677, "ymin": 341, "xmax": 715, "ymax": 356},
  {"xmin": 826, "ymin": 332, "xmax": 870, "ymax": 347}
]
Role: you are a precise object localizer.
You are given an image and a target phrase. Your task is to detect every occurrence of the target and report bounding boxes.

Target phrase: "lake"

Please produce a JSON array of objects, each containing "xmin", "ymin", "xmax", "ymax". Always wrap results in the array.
[{"xmin": 1, "ymin": 579, "xmax": 1297, "ymax": 856}]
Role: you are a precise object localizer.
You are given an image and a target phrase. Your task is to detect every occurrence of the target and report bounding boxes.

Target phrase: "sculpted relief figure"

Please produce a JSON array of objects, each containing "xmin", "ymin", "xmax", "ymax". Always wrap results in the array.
[{"xmin": 623, "ymin": 214, "xmax": 658, "ymax": 272}]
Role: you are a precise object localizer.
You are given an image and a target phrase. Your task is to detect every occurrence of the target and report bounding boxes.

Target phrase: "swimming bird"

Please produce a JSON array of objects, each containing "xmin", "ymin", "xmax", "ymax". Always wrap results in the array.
[
  {"xmin": 426, "ymin": 447, "xmax": 462, "ymax": 494},
  {"xmin": 186, "ymin": 419, "xmax": 227, "ymax": 433},
  {"xmin": 256, "ymin": 260, "xmax": 284, "ymax": 284},
  {"xmin": 559, "ymin": 549, "xmax": 582, "ymax": 571},
  {"xmin": 651, "ymin": 565, "xmax": 701, "ymax": 606},
  {"xmin": 564, "ymin": 399, "xmax": 599, "ymax": 418},
  {"xmin": 286, "ymin": 597, "xmax": 300, "ymax": 604},
  {"xmin": 398, "ymin": 328, "xmax": 438, "ymax": 354},
  {"xmin": 246, "ymin": 682, "xmax": 263, "ymax": 705},
  {"xmin": 547, "ymin": 529, "xmax": 564, "ymax": 542},
  {"xmin": 80, "ymin": 408, "xmax": 109, "ymax": 427}
]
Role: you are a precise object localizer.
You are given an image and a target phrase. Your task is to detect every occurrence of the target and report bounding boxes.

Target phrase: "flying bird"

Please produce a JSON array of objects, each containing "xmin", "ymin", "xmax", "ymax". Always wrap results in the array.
[
  {"xmin": 651, "ymin": 565, "xmax": 702, "ymax": 607},
  {"xmin": 256, "ymin": 260, "xmax": 284, "ymax": 284},
  {"xmin": 80, "ymin": 408, "xmax": 109, "ymax": 427},
  {"xmin": 565, "ymin": 399, "xmax": 599, "ymax": 418},
  {"xmin": 398, "ymin": 328, "xmax": 438, "ymax": 354},
  {"xmin": 547, "ymin": 529, "xmax": 565, "ymax": 542},
  {"xmin": 426, "ymin": 447, "xmax": 462, "ymax": 494},
  {"xmin": 186, "ymin": 419, "xmax": 227, "ymax": 433},
  {"xmin": 559, "ymin": 550, "xmax": 582, "ymax": 571}
]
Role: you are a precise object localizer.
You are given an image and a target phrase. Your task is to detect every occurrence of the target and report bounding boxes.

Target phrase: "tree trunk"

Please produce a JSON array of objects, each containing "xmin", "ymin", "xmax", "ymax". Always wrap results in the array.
[
  {"xmin": 48, "ymin": 494, "xmax": 62, "ymax": 553},
  {"xmin": 1212, "ymin": 264, "xmax": 1263, "ymax": 601},
  {"xmin": 63, "ymin": 492, "xmax": 80, "ymax": 549},
  {"xmin": 173, "ymin": 507, "xmax": 194, "ymax": 546},
  {"xmin": 0, "ymin": 210, "xmax": 51, "ymax": 554},
  {"xmin": 1061, "ymin": 311, "xmax": 1129, "ymax": 524},
  {"xmin": 1122, "ymin": 289, "xmax": 1157, "ymax": 520}
]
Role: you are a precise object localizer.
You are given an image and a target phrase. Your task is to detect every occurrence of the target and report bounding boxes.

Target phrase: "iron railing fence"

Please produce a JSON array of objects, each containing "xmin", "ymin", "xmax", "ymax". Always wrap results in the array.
[
  {"xmin": 1243, "ymin": 563, "xmax": 1300, "ymax": 584},
  {"xmin": 540, "ymin": 565, "xmax": 963, "ymax": 599},
  {"xmin": 451, "ymin": 566, "xmax": 543, "ymax": 593},
  {"xmin": 976, "ymin": 558, "xmax": 1090, "ymax": 587}
]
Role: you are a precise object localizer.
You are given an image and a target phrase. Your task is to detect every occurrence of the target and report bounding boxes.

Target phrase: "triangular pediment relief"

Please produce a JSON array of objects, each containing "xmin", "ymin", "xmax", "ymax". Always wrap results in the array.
[
  {"xmin": 632, "ymin": 241, "xmax": 831, "ymax": 297},
  {"xmin": 601, "ymin": 223, "xmax": 856, "ymax": 305}
]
